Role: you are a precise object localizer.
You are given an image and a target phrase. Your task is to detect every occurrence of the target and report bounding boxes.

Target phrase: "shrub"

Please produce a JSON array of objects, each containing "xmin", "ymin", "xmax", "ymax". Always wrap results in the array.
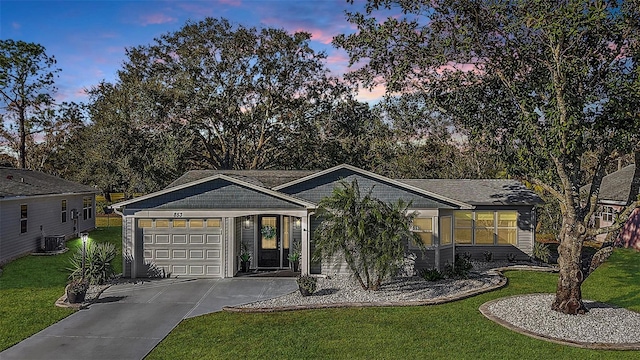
[
  {"xmin": 533, "ymin": 241, "xmax": 551, "ymax": 263},
  {"xmin": 296, "ymin": 275, "xmax": 317, "ymax": 296},
  {"xmin": 420, "ymin": 268, "xmax": 444, "ymax": 281},
  {"xmin": 67, "ymin": 278, "xmax": 89, "ymax": 295},
  {"xmin": 482, "ymin": 251, "xmax": 493, "ymax": 262},
  {"xmin": 68, "ymin": 242, "xmax": 117, "ymax": 285},
  {"xmin": 507, "ymin": 253, "xmax": 517, "ymax": 262},
  {"xmin": 444, "ymin": 254, "xmax": 473, "ymax": 279}
]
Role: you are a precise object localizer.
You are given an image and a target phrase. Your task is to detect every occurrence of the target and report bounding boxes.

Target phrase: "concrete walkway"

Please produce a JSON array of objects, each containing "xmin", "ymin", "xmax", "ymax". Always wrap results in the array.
[{"xmin": 1, "ymin": 277, "xmax": 297, "ymax": 360}]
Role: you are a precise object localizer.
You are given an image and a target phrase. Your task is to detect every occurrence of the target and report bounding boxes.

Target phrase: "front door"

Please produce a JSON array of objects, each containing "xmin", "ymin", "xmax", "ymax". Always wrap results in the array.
[{"xmin": 258, "ymin": 215, "xmax": 280, "ymax": 268}]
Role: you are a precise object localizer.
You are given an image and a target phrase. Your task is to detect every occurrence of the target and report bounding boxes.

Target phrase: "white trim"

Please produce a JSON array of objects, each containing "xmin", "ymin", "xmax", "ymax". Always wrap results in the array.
[
  {"xmin": 110, "ymin": 174, "xmax": 316, "ymax": 210},
  {"xmin": 273, "ymin": 164, "xmax": 473, "ymax": 209}
]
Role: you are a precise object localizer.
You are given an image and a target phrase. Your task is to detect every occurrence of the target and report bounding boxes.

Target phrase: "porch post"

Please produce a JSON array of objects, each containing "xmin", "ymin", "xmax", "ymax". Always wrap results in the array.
[{"xmin": 301, "ymin": 213, "xmax": 310, "ymax": 275}]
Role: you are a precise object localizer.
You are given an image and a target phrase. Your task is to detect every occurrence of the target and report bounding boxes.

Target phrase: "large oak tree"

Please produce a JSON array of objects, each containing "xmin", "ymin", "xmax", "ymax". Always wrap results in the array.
[{"xmin": 336, "ymin": 0, "xmax": 640, "ymax": 314}]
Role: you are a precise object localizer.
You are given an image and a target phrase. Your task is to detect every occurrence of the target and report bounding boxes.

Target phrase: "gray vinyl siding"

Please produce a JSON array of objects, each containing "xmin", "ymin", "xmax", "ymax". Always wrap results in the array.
[
  {"xmin": 516, "ymin": 207, "xmax": 535, "ymax": 255},
  {"xmin": 129, "ymin": 179, "xmax": 305, "ymax": 210},
  {"xmin": 455, "ymin": 245, "xmax": 531, "ymax": 261},
  {"xmin": 240, "ymin": 215, "xmax": 256, "ymax": 270},
  {"xmin": 0, "ymin": 194, "xmax": 95, "ymax": 264},
  {"xmin": 280, "ymin": 169, "xmax": 458, "ymax": 209},
  {"xmin": 122, "ymin": 216, "xmax": 133, "ymax": 277},
  {"xmin": 413, "ymin": 249, "xmax": 436, "ymax": 270}
]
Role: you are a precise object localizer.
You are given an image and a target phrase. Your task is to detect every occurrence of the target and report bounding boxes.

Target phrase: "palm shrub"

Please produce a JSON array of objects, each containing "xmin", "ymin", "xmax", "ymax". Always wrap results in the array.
[
  {"xmin": 312, "ymin": 179, "xmax": 422, "ymax": 290},
  {"xmin": 68, "ymin": 242, "xmax": 117, "ymax": 285},
  {"xmin": 533, "ymin": 241, "xmax": 551, "ymax": 263}
]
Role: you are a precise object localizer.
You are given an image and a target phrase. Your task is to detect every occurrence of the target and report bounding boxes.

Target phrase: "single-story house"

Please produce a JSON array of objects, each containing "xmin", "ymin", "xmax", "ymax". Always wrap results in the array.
[
  {"xmin": 0, "ymin": 167, "xmax": 98, "ymax": 264},
  {"xmin": 590, "ymin": 164, "xmax": 639, "ymax": 249},
  {"xmin": 110, "ymin": 164, "xmax": 542, "ymax": 278}
]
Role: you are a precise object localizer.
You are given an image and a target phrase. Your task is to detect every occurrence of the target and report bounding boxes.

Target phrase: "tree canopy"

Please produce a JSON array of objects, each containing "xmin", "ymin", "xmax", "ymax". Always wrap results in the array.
[{"xmin": 336, "ymin": 0, "xmax": 640, "ymax": 314}]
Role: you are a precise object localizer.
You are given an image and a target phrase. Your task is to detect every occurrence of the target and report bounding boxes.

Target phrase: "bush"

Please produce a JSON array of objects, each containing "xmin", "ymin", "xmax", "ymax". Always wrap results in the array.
[
  {"xmin": 482, "ymin": 251, "xmax": 493, "ymax": 262},
  {"xmin": 533, "ymin": 242, "xmax": 551, "ymax": 263},
  {"xmin": 420, "ymin": 268, "xmax": 444, "ymax": 281},
  {"xmin": 444, "ymin": 254, "xmax": 473, "ymax": 279},
  {"xmin": 68, "ymin": 242, "xmax": 117, "ymax": 285},
  {"xmin": 296, "ymin": 275, "xmax": 317, "ymax": 296},
  {"xmin": 507, "ymin": 253, "xmax": 517, "ymax": 262}
]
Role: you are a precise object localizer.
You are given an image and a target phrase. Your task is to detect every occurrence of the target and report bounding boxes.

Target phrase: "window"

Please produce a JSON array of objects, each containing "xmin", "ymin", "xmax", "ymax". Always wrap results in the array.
[
  {"xmin": 189, "ymin": 219, "xmax": 204, "ymax": 228},
  {"xmin": 599, "ymin": 206, "xmax": 615, "ymax": 223},
  {"xmin": 61, "ymin": 200, "xmax": 67, "ymax": 223},
  {"xmin": 454, "ymin": 210, "xmax": 519, "ymax": 245},
  {"xmin": 207, "ymin": 219, "xmax": 221, "ymax": 228},
  {"xmin": 83, "ymin": 197, "xmax": 92, "ymax": 220},
  {"xmin": 155, "ymin": 219, "xmax": 169, "ymax": 227},
  {"xmin": 497, "ymin": 211, "xmax": 518, "ymax": 245},
  {"xmin": 20, "ymin": 204, "xmax": 27, "ymax": 233},
  {"xmin": 440, "ymin": 216, "xmax": 452, "ymax": 245},
  {"xmin": 138, "ymin": 219, "xmax": 152, "ymax": 228},
  {"xmin": 454, "ymin": 211, "xmax": 473, "ymax": 244},
  {"xmin": 172, "ymin": 219, "xmax": 187, "ymax": 228},
  {"xmin": 412, "ymin": 218, "xmax": 433, "ymax": 246}
]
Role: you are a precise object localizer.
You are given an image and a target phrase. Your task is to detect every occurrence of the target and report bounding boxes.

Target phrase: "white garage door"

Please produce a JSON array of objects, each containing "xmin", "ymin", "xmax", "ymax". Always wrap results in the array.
[{"xmin": 140, "ymin": 218, "xmax": 223, "ymax": 278}]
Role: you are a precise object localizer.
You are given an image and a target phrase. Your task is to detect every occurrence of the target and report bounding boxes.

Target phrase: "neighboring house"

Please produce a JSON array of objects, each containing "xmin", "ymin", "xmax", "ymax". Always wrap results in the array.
[
  {"xmin": 590, "ymin": 164, "xmax": 640, "ymax": 249},
  {"xmin": 110, "ymin": 164, "xmax": 541, "ymax": 278},
  {"xmin": 0, "ymin": 167, "xmax": 98, "ymax": 265}
]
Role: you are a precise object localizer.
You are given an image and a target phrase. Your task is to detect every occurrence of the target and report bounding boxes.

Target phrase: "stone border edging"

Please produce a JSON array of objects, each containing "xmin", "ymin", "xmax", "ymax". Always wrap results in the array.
[
  {"xmin": 479, "ymin": 295, "xmax": 640, "ymax": 350},
  {"xmin": 224, "ymin": 270, "xmax": 509, "ymax": 313}
]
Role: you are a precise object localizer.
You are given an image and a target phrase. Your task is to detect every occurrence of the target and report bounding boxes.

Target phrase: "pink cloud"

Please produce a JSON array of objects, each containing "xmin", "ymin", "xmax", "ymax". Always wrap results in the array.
[
  {"xmin": 12, "ymin": 22, "xmax": 21, "ymax": 29},
  {"xmin": 355, "ymin": 84, "xmax": 386, "ymax": 103},
  {"xmin": 74, "ymin": 88, "xmax": 88, "ymax": 98},
  {"xmin": 139, "ymin": 13, "xmax": 177, "ymax": 26}
]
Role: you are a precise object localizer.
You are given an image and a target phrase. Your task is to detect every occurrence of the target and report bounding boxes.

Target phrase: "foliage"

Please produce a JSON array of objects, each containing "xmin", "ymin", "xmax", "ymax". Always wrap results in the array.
[
  {"xmin": 0, "ymin": 39, "xmax": 60, "ymax": 169},
  {"xmin": 312, "ymin": 179, "xmax": 421, "ymax": 290},
  {"xmin": 261, "ymin": 225, "xmax": 276, "ymax": 239},
  {"xmin": 482, "ymin": 251, "xmax": 493, "ymax": 262},
  {"xmin": 0, "ymin": 227, "xmax": 121, "ymax": 351},
  {"xmin": 239, "ymin": 241, "xmax": 251, "ymax": 263},
  {"xmin": 287, "ymin": 252, "xmax": 300, "ymax": 263},
  {"xmin": 68, "ymin": 242, "xmax": 117, "ymax": 285},
  {"xmin": 507, "ymin": 253, "xmax": 517, "ymax": 263},
  {"xmin": 532, "ymin": 242, "xmax": 551, "ymax": 264},
  {"xmin": 66, "ymin": 277, "xmax": 88, "ymax": 295},
  {"xmin": 296, "ymin": 275, "xmax": 317, "ymax": 295},
  {"xmin": 419, "ymin": 268, "xmax": 444, "ymax": 282},
  {"xmin": 444, "ymin": 254, "xmax": 473, "ymax": 279},
  {"xmin": 336, "ymin": 0, "xmax": 640, "ymax": 314}
]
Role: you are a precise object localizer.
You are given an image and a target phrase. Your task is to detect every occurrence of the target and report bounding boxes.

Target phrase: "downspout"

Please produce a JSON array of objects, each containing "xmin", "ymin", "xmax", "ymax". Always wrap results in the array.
[{"xmin": 111, "ymin": 206, "xmax": 135, "ymax": 279}]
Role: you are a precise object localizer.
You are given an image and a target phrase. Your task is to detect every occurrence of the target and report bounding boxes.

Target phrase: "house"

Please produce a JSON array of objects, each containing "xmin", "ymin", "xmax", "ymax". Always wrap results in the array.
[
  {"xmin": 110, "ymin": 164, "xmax": 541, "ymax": 278},
  {"xmin": 590, "ymin": 164, "xmax": 640, "ymax": 249},
  {"xmin": 0, "ymin": 167, "xmax": 98, "ymax": 264}
]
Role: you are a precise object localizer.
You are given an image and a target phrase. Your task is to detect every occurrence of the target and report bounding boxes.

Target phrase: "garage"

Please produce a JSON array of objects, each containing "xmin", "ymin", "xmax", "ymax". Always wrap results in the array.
[{"xmin": 139, "ymin": 218, "xmax": 223, "ymax": 277}]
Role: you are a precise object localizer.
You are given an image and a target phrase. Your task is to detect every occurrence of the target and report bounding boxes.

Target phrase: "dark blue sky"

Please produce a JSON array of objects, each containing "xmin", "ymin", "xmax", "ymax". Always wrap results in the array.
[{"xmin": 1, "ymin": 0, "xmax": 386, "ymax": 103}]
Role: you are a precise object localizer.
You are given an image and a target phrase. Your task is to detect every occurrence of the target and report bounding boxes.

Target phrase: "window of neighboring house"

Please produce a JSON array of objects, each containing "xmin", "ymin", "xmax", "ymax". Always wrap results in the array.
[
  {"xmin": 454, "ymin": 211, "xmax": 473, "ymax": 244},
  {"xmin": 440, "ymin": 216, "xmax": 452, "ymax": 245},
  {"xmin": 83, "ymin": 197, "xmax": 92, "ymax": 220},
  {"xmin": 61, "ymin": 200, "xmax": 67, "ymax": 223},
  {"xmin": 20, "ymin": 204, "xmax": 28, "ymax": 233},
  {"xmin": 599, "ymin": 206, "xmax": 615, "ymax": 223},
  {"xmin": 474, "ymin": 211, "xmax": 495, "ymax": 244},
  {"xmin": 411, "ymin": 218, "xmax": 434, "ymax": 246}
]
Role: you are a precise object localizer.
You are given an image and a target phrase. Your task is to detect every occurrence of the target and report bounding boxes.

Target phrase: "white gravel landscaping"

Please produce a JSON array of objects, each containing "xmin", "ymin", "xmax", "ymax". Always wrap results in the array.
[{"xmin": 484, "ymin": 294, "xmax": 640, "ymax": 347}]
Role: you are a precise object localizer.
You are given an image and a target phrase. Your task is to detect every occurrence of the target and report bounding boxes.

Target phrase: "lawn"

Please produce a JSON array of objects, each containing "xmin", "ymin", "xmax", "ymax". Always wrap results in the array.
[
  {"xmin": 0, "ymin": 227, "xmax": 122, "ymax": 351},
  {"xmin": 147, "ymin": 249, "xmax": 640, "ymax": 360}
]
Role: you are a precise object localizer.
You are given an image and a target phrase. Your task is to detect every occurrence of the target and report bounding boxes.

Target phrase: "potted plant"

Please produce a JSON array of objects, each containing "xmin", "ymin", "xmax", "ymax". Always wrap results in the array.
[
  {"xmin": 66, "ymin": 278, "xmax": 89, "ymax": 304},
  {"xmin": 239, "ymin": 241, "xmax": 251, "ymax": 272},
  {"xmin": 296, "ymin": 274, "xmax": 317, "ymax": 296},
  {"xmin": 287, "ymin": 252, "xmax": 300, "ymax": 272}
]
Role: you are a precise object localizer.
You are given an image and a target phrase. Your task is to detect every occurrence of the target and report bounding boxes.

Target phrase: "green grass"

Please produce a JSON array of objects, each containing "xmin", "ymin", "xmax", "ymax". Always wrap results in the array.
[
  {"xmin": 148, "ymin": 249, "xmax": 640, "ymax": 360},
  {"xmin": 0, "ymin": 227, "xmax": 122, "ymax": 351}
]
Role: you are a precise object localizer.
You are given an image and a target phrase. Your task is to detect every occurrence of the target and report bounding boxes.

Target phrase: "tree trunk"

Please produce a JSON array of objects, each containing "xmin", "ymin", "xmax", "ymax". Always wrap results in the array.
[{"xmin": 552, "ymin": 219, "xmax": 588, "ymax": 314}]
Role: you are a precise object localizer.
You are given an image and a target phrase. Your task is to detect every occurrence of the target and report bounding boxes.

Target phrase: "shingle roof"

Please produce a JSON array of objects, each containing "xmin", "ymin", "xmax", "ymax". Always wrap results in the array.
[
  {"xmin": 167, "ymin": 170, "xmax": 320, "ymax": 189},
  {"xmin": 0, "ymin": 167, "xmax": 97, "ymax": 199},
  {"xmin": 592, "ymin": 164, "xmax": 637, "ymax": 203},
  {"xmin": 398, "ymin": 179, "xmax": 542, "ymax": 206}
]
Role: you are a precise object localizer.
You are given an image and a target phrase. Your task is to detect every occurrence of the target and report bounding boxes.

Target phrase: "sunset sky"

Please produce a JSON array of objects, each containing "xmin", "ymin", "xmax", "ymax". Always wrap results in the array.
[{"xmin": 1, "ymin": 0, "xmax": 387, "ymax": 104}]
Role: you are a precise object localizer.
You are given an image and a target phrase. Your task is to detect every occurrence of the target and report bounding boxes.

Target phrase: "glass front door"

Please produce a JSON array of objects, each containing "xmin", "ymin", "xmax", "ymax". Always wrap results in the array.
[{"xmin": 258, "ymin": 215, "xmax": 280, "ymax": 267}]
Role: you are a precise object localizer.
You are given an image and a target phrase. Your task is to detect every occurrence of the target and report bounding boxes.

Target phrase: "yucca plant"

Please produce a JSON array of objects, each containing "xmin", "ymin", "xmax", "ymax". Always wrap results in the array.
[
  {"xmin": 68, "ymin": 242, "xmax": 117, "ymax": 285},
  {"xmin": 533, "ymin": 241, "xmax": 551, "ymax": 263}
]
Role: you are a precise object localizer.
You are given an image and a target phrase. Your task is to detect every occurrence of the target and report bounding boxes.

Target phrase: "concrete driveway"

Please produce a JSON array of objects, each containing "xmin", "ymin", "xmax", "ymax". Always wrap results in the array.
[{"xmin": 0, "ymin": 277, "xmax": 297, "ymax": 360}]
